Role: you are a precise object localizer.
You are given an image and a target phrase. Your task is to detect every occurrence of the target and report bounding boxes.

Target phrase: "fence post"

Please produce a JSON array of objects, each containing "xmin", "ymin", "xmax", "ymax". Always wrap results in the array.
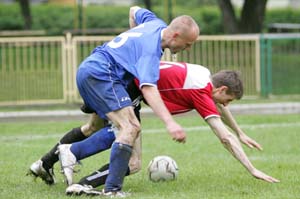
[
  {"xmin": 260, "ymin": 34, "xmax": 268, "ymax": 97},
  {"xmin": 65, "ymin": 32, "xmax": 74, "ymax": 103},
  {"xmin": 266, "ymin": 39, "xmax": 273, "ymax": 97}
]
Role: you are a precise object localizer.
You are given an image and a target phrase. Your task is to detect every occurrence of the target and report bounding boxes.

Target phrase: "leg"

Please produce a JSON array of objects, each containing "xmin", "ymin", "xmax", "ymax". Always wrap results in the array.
[
  {"xmin": 74, "ymin": 131, "xmax": 142, "ymax": 189},
  {"xmin": 104, "ymin": 106, "xmax": 141, "ymax": 194},
  {"xmin": 58, "ymin": 124, "xmax": 116, "ymax": 185},
  {"xmin": 28, "ymin": 113, "xmax": 105, "ymax": 185}
]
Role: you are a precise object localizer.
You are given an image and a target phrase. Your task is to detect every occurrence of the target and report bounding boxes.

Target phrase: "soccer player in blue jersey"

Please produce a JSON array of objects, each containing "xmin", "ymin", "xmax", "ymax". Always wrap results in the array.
[{"xmin": 57, "ymin": 6, "xmax": 199, "ymax": 196}]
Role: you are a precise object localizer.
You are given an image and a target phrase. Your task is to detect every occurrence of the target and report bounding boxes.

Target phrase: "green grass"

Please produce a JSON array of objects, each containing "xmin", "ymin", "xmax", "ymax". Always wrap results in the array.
[{"xmin": 0, "ymin": 113, "xmax": 300, "ymax": 199}]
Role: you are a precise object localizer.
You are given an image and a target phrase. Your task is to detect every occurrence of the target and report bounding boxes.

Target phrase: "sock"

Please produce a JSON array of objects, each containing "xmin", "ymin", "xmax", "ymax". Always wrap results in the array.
[
  {"xmin": 104, "ymin": 142, "xmax": 132, "ymax": 192},
  {"xmin": 41, "ymin": 127, "xmax": 86, "ymax": 170},
  {"xmin": 70, "ymin": 126, "xmax": 116, "ymax": 160},
  {"xmin": 78, "ymin": 163, "xmax": 130, "ymax": 188}
]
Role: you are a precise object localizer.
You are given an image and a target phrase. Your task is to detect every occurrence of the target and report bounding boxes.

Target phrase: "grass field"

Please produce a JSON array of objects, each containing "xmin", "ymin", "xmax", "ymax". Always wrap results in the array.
[{"xmin": 0, "ymin": 113, "xmax": 299, "ymax": 199}]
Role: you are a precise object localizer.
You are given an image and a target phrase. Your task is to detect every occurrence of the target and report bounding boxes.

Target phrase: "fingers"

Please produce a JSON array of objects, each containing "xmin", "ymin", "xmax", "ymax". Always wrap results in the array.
[
  {"xmin": 249, "ymin": 141, "xmax": 263, "ymax": 151},
  {"xmin": 172, "ymin": 134, "xmax": 186, "ymax": 143},
  {"xmin": 253, "ymin": 143, "xmax": 263, "ymax": 151},
  {"xmin": 244, "ymin": 139, "xmax": 263, "ymax": 151},
  {"xmin": 249, "ymin": 139, "xmax": 263, "ymax": 150},
  {"xmin": 173, "ymin": 138, "xmax": 185, "ymax": 144},
  {"xmin": 253, "ymin": 170, "xmax": 280, "ymax": 183},
  {"xmin": 262, "ymin": 175, "xmax": 280, "ymax": 183}
]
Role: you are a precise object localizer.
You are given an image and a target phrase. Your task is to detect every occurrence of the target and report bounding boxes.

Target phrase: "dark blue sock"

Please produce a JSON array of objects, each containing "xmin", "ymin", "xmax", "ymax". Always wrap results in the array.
[
  {"xmin": 70, "ymin": 126, "xmax": 116, "ymax": 160},
  {"xmin": 105, "ymin": 142, "xmax": 132, "ymax": 192}
]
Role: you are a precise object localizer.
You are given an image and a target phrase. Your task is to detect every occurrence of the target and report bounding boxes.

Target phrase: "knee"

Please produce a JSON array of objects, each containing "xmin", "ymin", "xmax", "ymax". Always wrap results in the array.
[
  {"xmin": 81, "ymin": 122, "xmax": 100, "ymax": 137},
  {"xmin": 132, "ymin": 122, "xmax": 141, "ymax": 135},
  {"xmin": 118, "ymin": 123, "xmax": 141, "ymax": 144}
]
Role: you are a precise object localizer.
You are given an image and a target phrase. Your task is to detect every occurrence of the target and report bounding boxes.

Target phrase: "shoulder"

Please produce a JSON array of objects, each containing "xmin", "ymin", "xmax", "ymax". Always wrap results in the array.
[{"xmin": 183, "ymin": 63, "xmax": 211, "ymax": 89}]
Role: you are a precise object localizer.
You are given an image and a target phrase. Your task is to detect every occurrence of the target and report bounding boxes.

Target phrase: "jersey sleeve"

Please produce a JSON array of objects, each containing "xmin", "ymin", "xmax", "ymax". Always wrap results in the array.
[
  {"xmin": 190, "ymin": 89, "xmax": 220, "ymax": 120},
  {"xmin": 135, "ymin": 54, "xmax": 160, "ymax": 88},
  {"xmin": 135, "ymin": 8, "xmax": 160, "ymax": 25}
]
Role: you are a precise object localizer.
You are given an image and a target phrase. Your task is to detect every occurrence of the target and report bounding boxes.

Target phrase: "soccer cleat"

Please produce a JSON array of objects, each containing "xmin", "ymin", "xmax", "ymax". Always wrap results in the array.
[
  {"xmin": 65, "ymin": 184, "xmax": 102, "ymax": 196},
  {"xmin": 102, "ymin": 189, "xmax": 130, "ymax": 198},
  {"xmin": 27, "ymin": 160, "xmax": 56, "ymax": 185},
  {"xmin": 57, "ymin": 144, "xmax": 77, "ymax": 185}
]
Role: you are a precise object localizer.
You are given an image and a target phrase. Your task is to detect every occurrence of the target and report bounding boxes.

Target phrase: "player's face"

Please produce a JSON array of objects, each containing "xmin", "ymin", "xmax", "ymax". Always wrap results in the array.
[
  {"xmin": 213, "ymin": 86, "xmax": 236, "ymax": 106},
  {"xmin": 168, "ymin": 33, "xmax": 196, "ymax": 54}
]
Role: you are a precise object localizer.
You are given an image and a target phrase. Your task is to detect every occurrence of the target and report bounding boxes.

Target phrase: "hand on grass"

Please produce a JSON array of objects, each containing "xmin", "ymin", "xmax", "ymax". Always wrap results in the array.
[{"xmin": 252, "ymin": 169, "xmax": 280, "ymax": 183}]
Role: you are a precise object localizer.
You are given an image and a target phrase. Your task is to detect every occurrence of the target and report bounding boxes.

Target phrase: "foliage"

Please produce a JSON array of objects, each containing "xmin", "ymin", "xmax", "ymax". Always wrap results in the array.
[
  {"xmin": 160, "ymin": 6, "xmax": 223, "ymax": 34},
  {"xmin": 264, "ymin": 8, "xmax": 300, "ymax": 28},
  {"xmin": 0, "ymin": 3, "xmax": 24, "ymax": 30},
  {"xmin": 0, "ymin": 3, "xmax": 300, "ymax": 35},
  {"xmin": 134, "ymin": 0, "xmax": 218, "ymax": 7},
  {"xmin": 31, "ymin": 4, "xmax": 74, "ymax": 35},
  {"xmin": 84, "ymin": 6, "xmax": 130, "ymax": 29}
]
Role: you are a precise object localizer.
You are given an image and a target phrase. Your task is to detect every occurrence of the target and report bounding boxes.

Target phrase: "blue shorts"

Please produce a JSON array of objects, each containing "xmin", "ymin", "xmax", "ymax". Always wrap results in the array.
[{"xmin": 76, "ymin": 54, "xmax": 133, "ymax": 119}]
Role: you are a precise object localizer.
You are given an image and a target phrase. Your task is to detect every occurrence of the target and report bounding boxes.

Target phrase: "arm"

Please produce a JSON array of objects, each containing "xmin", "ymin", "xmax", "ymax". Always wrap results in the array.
[
  {"xmin": 129, "ymin": 6, "xmax": 140, "ymax": 28},
  {"xmin": 141, "ymin": 85, "xmax": 186, "ymax": 143},
  {"xmin": 217, "ymin": 104, "xmax": 262, "ymax": 150},
  {"xmin": 206, "ymin": 117, "xmax": 279, "ymax": 183}
]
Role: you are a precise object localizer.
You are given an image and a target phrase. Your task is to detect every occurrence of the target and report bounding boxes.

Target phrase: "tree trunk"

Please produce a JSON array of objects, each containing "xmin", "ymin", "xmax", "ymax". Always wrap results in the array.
[
  {"xmin": 239, "ymin": 0, "xmax": 267, "ymax": 33},
  {"xmin": 217, "ymin": 0, "xmax": 239, "ymax": 34},
  {"xmin": 218, "ymin": 0, "xmax": 268, "ymax": 34},
  {"xmin": 144, "ymin": 0, "xmax": 152, "ymax": 11},
  {"xmin": 17, "ymin": 0, "xmax": 32, "ymax": 29}
]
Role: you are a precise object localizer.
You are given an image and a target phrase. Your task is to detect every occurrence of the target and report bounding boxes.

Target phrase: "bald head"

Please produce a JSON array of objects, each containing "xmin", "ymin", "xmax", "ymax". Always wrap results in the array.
[
  {"xmin": 169, "ymin": 15, "xmax": 200, "ymax": 40},
  {"xmin": 162, "ymin": 15, "xmax": 199, "ymax": 54}
]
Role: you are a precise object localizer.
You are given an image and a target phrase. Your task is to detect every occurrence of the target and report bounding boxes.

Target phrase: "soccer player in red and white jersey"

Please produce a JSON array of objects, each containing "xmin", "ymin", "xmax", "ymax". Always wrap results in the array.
[{"xmin": 29, "ymin": 61, "xmax": 279, "ymax": 195}]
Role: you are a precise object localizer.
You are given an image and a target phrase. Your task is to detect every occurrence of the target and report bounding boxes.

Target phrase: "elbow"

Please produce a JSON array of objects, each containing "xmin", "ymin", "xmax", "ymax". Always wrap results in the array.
[{"xmin": 220, "ymin": 133, "xmax": 236, "ymax": 147}]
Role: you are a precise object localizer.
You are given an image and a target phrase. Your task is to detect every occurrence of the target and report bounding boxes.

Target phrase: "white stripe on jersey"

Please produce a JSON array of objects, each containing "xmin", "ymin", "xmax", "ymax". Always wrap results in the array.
[
  {"xmin": 183, "ymin": 63, "xmax": 211, "ymax": 89},
  {"xmin": 159, "ymin": 61, "xmax": 186, "ymax": 69}
]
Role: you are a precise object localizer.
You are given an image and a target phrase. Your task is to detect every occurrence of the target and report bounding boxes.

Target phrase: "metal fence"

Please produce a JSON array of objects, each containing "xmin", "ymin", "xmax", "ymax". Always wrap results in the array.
[
  {"xmin": 0, "ymin": 33, "xmax": 299, "ymax": 106},
  {"xmin": 0, "ymin": 36, "xmax": 67, "ymax": 105},
  {"xmin": 260, "ymin": 33, "xmax": 300, "ymax": 97}
]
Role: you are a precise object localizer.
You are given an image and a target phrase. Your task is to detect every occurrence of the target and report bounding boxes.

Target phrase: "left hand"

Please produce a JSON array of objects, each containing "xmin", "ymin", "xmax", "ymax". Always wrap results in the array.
[
  {"xmin": 239, "ymin": 133, "xmax": 263, "ymax": 150},
  {"xmin": 251, "ymin": 168, "xmax": 280, "ymax": 183},
  {"xmin": 166, "ymin": 121, "xmax": 186, "ymax": 143}
]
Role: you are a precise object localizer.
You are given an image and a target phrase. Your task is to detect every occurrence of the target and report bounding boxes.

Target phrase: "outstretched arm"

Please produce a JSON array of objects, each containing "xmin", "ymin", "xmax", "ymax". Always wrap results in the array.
[
  {"xmin": 129, "ymin": 6, "xmax": 140, "ymax": 28},
  {"xmin": 206, "ymin": 116, "xmax": 279, "ymax": 183},
  {"xmin": 217, "ymin": 104, "xmax": 263, "ymax": 150},
  {"xmin": 141, "ymin": 85, "xmax": 186, "ymax": 143}
]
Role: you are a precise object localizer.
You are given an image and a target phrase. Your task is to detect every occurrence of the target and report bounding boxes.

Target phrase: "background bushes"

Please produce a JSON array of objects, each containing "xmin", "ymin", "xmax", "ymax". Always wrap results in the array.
[{"xmin": 0, "ymin": 3, "xmax": 299, "ymax": 35}]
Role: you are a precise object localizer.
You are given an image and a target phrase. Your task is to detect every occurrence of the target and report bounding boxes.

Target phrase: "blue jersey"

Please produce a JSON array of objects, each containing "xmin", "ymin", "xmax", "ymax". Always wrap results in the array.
[{"xmin": 92, "ymin": 8, "xmax": 167, "ymax": 87}]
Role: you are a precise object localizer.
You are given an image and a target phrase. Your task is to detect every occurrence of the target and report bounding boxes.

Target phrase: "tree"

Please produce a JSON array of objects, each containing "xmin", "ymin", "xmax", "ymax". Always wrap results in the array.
[
  {"xmin": 17, "ymin": 0, "xmax": 32, "ymax": 29},
  {"xmin": 144, "ymin": 0, "xmax": 152, "ymax": 10},
  {"xmin": 217, "ymin": 0, "xmax": 268, "ymax": 33}
]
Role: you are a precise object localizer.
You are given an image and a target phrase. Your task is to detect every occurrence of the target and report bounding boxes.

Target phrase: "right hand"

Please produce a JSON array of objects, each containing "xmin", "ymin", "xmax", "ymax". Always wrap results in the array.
[
  {"xmin": 166, "ymin": 121, "xmax": 186, "ymax": 143},
  {"xmin": 251, "ymin": 168, "xmax": 280, "ymax": 183},
  {"xmin": 239, "ymin": 133, "xmax": 263, "ymax": 151}
]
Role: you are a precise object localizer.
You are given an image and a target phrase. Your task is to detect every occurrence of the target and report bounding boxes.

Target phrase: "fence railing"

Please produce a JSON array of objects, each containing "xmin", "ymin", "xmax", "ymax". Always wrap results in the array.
[
  {"xmin": 0, "ymin": 33, "xmax": 299, "ymax": 106},
  {"xmin": 0, "ymin": 36, "xmax": 67, "ymax": 105},
  {"xmin": 260, "ymin": 33, "xmax": 300, "ymax": 97}
]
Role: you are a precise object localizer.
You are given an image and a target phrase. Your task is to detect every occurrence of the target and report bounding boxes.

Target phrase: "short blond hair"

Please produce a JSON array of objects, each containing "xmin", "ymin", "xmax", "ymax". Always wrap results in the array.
[{"xmin": 169, "ymin": 15, "xmax": 200, "ymax": 37}]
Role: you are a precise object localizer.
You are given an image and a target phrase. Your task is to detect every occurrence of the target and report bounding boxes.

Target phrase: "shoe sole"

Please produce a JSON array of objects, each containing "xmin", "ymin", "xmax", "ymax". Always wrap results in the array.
[
  {"xmin": 26, "ymin": 169, "xmax": 55, "ymax": 185},
  {"xmin": 66, "ymin": 190, "xmax": 102, "ymax": 196}
]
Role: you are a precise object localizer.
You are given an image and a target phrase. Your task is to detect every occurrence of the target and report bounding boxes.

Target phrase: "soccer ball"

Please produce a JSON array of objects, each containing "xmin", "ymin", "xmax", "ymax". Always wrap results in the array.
[{"xmin": 147, "ymin": 155, "xmax": 178, "ymax": 182}]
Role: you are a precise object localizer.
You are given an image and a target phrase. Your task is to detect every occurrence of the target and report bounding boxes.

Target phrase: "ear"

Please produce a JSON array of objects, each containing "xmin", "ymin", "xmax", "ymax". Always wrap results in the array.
[{"xmin": 220, "ymin": 85, "xmax": 228, "ymax": 93}]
